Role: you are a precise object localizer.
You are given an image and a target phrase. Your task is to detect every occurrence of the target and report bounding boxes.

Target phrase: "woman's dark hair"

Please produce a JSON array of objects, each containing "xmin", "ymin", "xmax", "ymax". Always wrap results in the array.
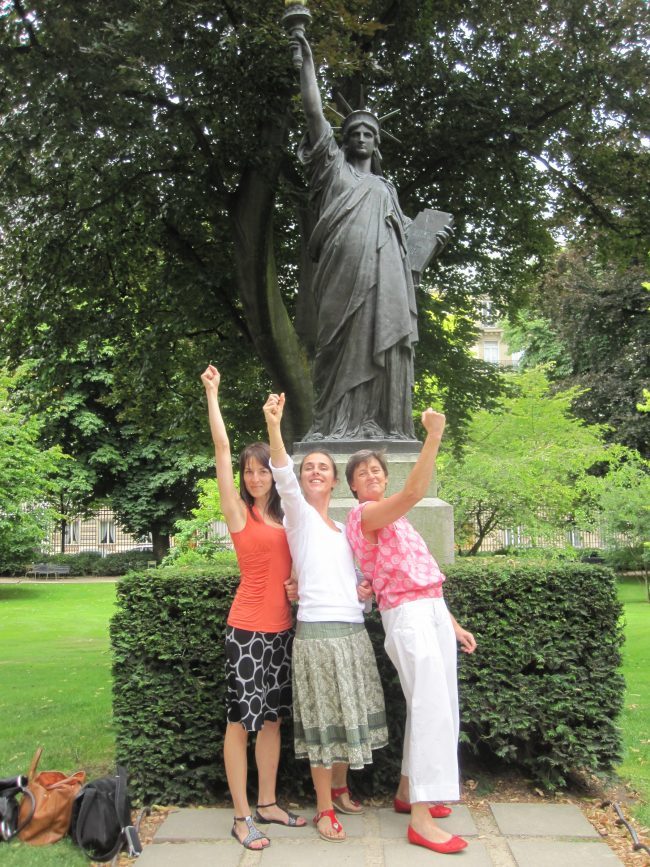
[
  {"xmin": 345, "ymin": 449, "xmax": 388, "ymax": 499},
  {"xmin": 299, "ymin": 449, "xmax": 338, "ymax": 480},
  {"xmin": 239, "ymin": 442, "xmax": 284, "ymax": 524}
]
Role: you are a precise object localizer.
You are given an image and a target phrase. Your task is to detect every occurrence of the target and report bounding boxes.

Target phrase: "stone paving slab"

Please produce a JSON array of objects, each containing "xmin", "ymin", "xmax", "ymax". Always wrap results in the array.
[
  {"xmin": 508, "ymin": 839, "xmax": 624, "ymax": 866},
  {"xmin": 137, "ymin": 841, "xmax": 242, "ymax": 867},
  {"xmin": 260, "ymin": 839, "xmax": 367, "ymax": 865},
  {"xmin": 384, "ymin": 838, "xmax": 492, "ymax": 866},
  {"xmin": 154, "ymin": 806, "xmax": 365, "ymax": 842},
  {"xmin": 376, "ymin": 805, "xmax": 478, "ymax": 838},
  {"xmin": 138, "ymin": 803, "xmax": 626, "ymax": 867},
  {"xmin": 490, "ymin": 802, "xmax": 599, "ymax": 837}
]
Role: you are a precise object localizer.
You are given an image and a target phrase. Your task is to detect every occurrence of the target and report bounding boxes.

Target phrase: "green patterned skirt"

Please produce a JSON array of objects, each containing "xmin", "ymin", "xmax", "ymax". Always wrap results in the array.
[{"xmin": 292, "ymin": 621, "xmax": 388, "ymax": 769}]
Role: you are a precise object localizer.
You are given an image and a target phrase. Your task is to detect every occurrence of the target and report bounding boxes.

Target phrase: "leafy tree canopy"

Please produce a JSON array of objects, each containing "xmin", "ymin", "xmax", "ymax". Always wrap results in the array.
[
  {"xmin": 0, "ymin": 367, "xmax": 64, "ymax": 567},
  {"xmin": 506, "ymin": 247, "xmax": 650, "ymax": 457},
  {"xmin": 438, "ymin": 367, "xmax": 609, "ymax": 554},
  {"xmin": 11, "ymin": 339, "xmax": 214, "ymax": 557},
  {"xmin": 1, "ymin": 0, "xmax": 648, "ymax": 444}
]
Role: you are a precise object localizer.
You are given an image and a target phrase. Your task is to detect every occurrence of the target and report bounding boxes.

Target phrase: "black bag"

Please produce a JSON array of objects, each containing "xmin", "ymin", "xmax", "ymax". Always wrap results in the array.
[
  {"xmin": 69, "ymin": 766, "xmax": 142, "ymax": 862},
  {"xmin": 0, "ymin": 775, "xmax": 35, "ymax": 842}
]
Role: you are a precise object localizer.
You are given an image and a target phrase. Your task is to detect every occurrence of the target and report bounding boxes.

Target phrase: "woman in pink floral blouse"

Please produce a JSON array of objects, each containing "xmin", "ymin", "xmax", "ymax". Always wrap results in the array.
[{"xmin": 345, "ymin": 409, "xmax": 477, "ymax": 856}]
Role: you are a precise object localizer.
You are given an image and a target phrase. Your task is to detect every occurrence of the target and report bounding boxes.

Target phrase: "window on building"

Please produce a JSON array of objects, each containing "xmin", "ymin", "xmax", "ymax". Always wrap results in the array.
[
  {"xmin": 483, "ymin": 340, "xmax": 499, "ymax": 364},
  {"xmin": 479, "ymin": 299, "xmax": 498, "ymax": 326},
  {"xmin": 510, "ymin": 350, "xmax": 524, "ymax": 368},
  {"xmin": 64, "ymin": 519, "xmax": 80, "ymax": 545},
  {"xmin": 504, "ymin": 527, "xmax": 525, "ymax": 547},
  {"xmin": 99, "ymin": 520, "xmax": 115, "ymax": 545},
  {"xmin": 567, "ymin": 528, "xmax": 582, "ymax": 548}
]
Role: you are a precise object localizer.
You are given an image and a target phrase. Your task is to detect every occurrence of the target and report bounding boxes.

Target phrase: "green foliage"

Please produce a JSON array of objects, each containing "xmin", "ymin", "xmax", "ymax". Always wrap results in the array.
[
  {"xmin": 89, "ymin": 550, "xmax": 155, "ymax": 576},
  {"xmin": 110, "ymin": 560, "xmax": 239, "ymax": 805},
  {"xmin": 491, "ymin": 546, "xmax": 582, "ymax": 563},
  {"xmin": 0, "ymin": 368, "xmax": 64, "ymax": 569},
  {"xmin": 8, "ymin": 345, "xmax": 215, "ymax": 559},
  {"xmin": 24, "ymin": 549, "xmax": 155, "ymax": 576},
  {"xmin": 107, "ymin": 434, "xmax": 214, "ymax": 555},
  {"xmin": 162, "ymin": 477, "xmax": 230, "ymax": 565},
  {"xmin": 596, "ymin": 452, "xmax": 650, "ymax": 552},
  {"xmin": 111, "ymin": 558, "xmax": 624, "ymax": 802},
  {"xmin": 43, "ymin": 551, "xmax": 105, "ymax": 576},
  {"xmin": 439, "ymin": 368, "xmax": 608, "ymax": 553},
  {"xmin": 605, "ymin": 546, "xmax": 648, "ymax": 573},
  {"xmin": 511, "ymin": 249, "xmax": 650, "ymax": 457},
  {"xmin": 1, "ymin": 0, "xmax": 648, "ymax": 446}
]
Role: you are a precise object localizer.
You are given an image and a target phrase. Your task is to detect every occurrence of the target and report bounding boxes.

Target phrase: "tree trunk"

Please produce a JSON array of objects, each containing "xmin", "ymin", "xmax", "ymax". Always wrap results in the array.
[
  {"xmin": 230, "ymin": 116, "xmax": 313, "ymax": 446},
  {"xmin": 151, "ymin": 530, "xmax": 170, "ymax": 562},
  {"xmin": 468, "ymin": 508, "xmax": 499, "ymax": 555}
]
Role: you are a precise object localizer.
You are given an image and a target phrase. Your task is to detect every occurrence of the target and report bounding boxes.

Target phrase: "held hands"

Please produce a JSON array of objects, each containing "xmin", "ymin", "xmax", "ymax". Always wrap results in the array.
[
  {"xmin": 357, "ymin": 579, "xmax": 373, "ymax": 603},
  {"xmin": 421, "ymin": 408, "xmax": 446, "ymax": 441},
  {"xmin": 263, "ymin": 392, "xmax": 285, "ymax": 429},
  {"xmin": 285, "ymin": 574, "xmax": 299, "ymax": 603},
  {"xmin": 201, "ymin": 364, "xmax": 220, "ymax": 396}
]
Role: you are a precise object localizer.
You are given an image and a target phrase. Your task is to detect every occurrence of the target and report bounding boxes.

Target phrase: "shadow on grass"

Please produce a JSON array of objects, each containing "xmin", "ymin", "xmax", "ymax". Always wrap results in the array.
[{"xmin": 0, "ymin": 585, "xmax": 53, "ymax": 600}]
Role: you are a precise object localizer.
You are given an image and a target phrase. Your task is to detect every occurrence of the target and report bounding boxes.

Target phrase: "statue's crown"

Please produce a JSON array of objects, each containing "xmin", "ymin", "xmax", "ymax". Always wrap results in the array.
[{"xmin": 331, "ymin": 91, "xmax": 401, "ymax": 145}]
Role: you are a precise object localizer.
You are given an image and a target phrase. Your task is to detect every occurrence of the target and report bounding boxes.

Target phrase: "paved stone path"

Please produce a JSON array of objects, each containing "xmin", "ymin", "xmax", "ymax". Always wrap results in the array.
[{"xmin": 137, "ymin": 803, "xmax": 623, "ymax": 866}]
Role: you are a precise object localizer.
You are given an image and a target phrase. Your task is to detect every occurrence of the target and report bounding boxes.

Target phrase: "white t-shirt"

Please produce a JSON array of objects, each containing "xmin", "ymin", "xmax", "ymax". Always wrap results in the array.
[{"xmin": 271, "ymin": 458, "xmax": 365, "ymax": 624}]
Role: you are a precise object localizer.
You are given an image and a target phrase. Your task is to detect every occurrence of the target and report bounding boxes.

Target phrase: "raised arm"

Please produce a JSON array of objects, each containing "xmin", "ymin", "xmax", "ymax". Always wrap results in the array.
[
  {"xmin": 263, "ymin": 392, "xmax": 310, "ymax": 528},
  {"xmin": 291, "ymin": 31, "xmax": 328, "ymax": 145},
  {"xmin": 262, "ymin": 392, "xmax": 288, "ymax": 467},
  {"xmin": 200, "ymin": 364, "xmax": 246, "ymax": 533},
  {"xmin": 361, "ymin": 409, "xmax": 446, "ymax": 532}
]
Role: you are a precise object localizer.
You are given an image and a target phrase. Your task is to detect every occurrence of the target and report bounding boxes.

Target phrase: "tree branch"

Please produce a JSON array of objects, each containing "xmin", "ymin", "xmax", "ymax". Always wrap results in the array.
[
  {"xmin": 11, "ymin": 0, "xmax": 39, "ymax": 49},
  {"xmin": 528, "ymin": 150, "xmax": 624, "ymax": 234}
]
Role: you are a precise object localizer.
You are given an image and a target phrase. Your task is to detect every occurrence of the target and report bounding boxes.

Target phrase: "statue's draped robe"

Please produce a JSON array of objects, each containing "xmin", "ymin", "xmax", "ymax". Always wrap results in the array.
[{"xmin": 299, "ymin": 124, "xmax": 417, "ymax": 440}]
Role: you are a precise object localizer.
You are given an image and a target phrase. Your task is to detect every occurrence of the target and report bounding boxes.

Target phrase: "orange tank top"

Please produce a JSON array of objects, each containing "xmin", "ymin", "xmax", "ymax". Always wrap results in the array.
[{"xmin": 228, "ymin": 507, "xmax": 293, "ymax": 632}]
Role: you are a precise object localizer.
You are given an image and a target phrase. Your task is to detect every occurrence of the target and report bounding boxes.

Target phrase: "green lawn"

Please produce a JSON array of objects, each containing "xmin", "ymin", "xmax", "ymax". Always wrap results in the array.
[
  {"xmin": 617, "ymin": 577, "xmax": 650, "ymax": 829},
  {"xmin": 0, "ymin": 582, "xmax": 117, "ymax": 865}
]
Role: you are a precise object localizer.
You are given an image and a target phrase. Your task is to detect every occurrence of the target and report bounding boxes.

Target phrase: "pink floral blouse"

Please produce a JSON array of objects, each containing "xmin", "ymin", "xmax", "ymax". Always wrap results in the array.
[{"xmin": 346, "ymin": 502, "xmax": 445, "ymax": 612}]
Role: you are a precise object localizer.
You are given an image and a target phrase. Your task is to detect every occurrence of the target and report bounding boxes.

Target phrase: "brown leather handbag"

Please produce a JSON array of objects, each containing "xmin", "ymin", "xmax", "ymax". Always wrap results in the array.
[{"xmin": 18, "ymin": 748, "xmax": 86, "ymax": 845}]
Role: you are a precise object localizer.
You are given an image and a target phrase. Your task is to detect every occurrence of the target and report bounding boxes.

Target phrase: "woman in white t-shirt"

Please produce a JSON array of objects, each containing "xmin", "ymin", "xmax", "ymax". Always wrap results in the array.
[{"xmin": 263, "ymin": 392, "xmax": 387, "ymax": 843}]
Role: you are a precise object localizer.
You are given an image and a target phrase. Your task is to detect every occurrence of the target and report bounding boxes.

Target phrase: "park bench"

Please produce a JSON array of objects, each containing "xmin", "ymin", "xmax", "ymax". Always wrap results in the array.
[{"xmin": 24, "ymin": 563, "xmax": 71, "ymax": 579}]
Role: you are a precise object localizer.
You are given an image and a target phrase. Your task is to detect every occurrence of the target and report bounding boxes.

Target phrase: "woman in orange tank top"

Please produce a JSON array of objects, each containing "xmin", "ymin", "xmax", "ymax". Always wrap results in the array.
[{"xmin": 201, "ymin": 365, "xmax": 306, "ymax": 850}]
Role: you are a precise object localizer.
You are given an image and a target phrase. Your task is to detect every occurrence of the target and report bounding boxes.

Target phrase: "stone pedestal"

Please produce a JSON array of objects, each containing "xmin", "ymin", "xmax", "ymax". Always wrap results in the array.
[{"xmin": 293, "ymin": 439, "xmax": 455, "ymax": 565}]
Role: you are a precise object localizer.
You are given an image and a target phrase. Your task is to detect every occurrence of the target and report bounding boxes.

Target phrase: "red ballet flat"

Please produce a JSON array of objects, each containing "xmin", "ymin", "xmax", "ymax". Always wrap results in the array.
[
  {"xmin": 393, "ymin": 797, "xmax": 452, "ymax": 819},
  {"xmin": 407, "ymin": 825, "xmax": 468, "ymax": 854}
]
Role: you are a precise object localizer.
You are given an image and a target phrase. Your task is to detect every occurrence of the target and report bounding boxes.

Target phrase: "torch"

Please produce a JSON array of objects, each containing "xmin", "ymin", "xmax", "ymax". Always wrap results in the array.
[{"xmin": 282, "ymin": 0, "xmax": 312, "ymax": 69}]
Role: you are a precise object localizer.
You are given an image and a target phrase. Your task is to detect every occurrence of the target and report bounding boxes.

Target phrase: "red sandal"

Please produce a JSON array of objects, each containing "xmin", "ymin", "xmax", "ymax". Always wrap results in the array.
[
  {"xmin": 313, "ymin": 809, "xmax": 346, "ymax": 842},
  {"xmin": 331, "ymin": 785, "xmax": 364, "ymax": 814}
]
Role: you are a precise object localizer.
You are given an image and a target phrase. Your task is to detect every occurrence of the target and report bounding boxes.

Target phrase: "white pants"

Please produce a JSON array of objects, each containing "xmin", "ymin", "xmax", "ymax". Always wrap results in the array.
[{"xmin": 381, "ymin": 597, "xmax": 460, "ymax": 803}]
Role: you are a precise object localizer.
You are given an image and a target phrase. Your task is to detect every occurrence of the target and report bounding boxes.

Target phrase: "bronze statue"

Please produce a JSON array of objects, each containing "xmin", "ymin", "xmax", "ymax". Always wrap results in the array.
[{"xmin": 290, "ymin": 28, "xmax": 452, "ymax": 443}]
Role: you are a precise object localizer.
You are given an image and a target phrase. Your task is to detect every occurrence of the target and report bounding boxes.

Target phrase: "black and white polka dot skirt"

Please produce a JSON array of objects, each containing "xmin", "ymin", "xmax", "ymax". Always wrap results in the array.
[{"xmin": 225, "ymin": 626, "xmax": 294, "ymax": 731}]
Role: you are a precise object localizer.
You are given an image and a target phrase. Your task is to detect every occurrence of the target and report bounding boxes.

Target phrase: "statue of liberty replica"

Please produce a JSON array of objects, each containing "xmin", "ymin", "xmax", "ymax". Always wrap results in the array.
[{"xmin": 286, "ymin": 15, "xmax": 452, "ymax": 445}]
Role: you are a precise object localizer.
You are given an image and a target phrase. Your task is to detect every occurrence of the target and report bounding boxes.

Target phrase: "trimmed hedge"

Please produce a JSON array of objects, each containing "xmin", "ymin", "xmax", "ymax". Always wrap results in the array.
[
  {"xmin": 444, "ymin": 560, "xmax": 624, "ymax": 788},
  {"xmin": 111, "ymin": 558, "xmax": 624, "ymax": 805}
]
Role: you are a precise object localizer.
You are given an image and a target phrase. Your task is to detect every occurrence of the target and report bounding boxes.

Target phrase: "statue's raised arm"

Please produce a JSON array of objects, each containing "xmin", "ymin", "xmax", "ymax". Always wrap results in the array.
[{"xmin": 290, "ymin": 32, "xmax": 328, "ymax": 147}]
